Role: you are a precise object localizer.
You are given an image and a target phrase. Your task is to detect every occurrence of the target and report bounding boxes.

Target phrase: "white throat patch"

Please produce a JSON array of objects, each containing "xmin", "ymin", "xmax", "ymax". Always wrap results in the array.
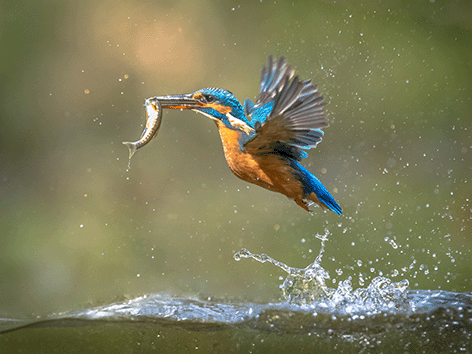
[{"xmin": 226, "ymin": 113, "xmax": 255, "ymax": 135}]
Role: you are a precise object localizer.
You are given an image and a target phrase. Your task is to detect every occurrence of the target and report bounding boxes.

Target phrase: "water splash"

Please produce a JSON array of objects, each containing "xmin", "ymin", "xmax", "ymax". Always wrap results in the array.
[{"xmin": 234, "ymin": 230, "xmax": 409, "ymax": 312}]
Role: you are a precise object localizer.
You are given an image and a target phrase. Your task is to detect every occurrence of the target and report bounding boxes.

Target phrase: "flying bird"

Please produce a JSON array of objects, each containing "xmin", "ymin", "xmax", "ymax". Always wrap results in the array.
[{"xmin": 139, "ymin": 56, "xmax": 342, "ymax": 214}]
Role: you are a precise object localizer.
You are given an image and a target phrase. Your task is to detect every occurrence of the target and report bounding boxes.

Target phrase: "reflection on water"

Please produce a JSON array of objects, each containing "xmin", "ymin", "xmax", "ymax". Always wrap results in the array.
[{"xmin": 1, "ymin": 232, "xmax": 471, "ymax": 352}]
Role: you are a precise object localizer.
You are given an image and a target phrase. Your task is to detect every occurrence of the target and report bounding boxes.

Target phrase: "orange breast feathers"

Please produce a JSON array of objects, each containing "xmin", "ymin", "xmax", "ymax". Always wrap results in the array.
[{"xmin": 215, "ymin": 121, "xmax": 305, "ymax": 201}]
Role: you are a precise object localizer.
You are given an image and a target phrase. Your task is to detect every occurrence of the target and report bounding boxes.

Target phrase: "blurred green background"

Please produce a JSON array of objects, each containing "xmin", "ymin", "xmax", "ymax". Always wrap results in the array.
[{"xmin": 0, "ymin": 0, "xmax": 471, "ymax": 317}]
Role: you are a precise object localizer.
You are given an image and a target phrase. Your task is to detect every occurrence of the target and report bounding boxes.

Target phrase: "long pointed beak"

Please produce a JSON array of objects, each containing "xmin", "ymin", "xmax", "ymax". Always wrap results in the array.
[{"xmin": 150, "ymin": 94, "xmax": 200, "ymax": 109}]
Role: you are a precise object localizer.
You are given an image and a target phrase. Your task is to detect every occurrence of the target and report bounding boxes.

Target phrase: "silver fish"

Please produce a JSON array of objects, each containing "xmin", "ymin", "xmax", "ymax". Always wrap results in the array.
[{"xmin": 123, "ymin": 98, "xmax": 162, "ymax": 159}]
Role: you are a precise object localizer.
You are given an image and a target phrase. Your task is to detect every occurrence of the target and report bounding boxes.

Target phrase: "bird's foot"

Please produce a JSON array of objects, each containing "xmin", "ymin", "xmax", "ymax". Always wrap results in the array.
[{"xmin": 295, "ymin": 198, "xmax": 313, "ymax": 212}]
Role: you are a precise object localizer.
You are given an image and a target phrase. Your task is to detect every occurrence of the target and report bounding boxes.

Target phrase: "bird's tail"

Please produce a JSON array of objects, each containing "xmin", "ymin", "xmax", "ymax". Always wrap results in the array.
[{"xmin": 292, "ymin": 161, "xmax": 342, "ymax": 215}]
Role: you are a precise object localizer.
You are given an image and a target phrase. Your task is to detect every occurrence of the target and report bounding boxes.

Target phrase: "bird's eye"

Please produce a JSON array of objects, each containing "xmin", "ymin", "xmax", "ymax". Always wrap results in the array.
[{"xmin": 204, "ymin": 94, "xmax": 215, "ymax": 102}]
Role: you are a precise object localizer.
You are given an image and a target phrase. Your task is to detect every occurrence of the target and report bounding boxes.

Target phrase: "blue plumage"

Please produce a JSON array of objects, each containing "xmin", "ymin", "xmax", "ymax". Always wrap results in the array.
[
  {"xmin": 289, "ymin": 160, "xmax": 342, "ymax": 215},
  {"xmin": 194, "ymin": 57, "xmax": 342, "ymax": 214}
]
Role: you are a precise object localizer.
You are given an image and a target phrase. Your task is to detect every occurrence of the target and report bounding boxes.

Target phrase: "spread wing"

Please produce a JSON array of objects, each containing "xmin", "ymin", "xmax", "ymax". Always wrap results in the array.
[{"xmin": 244, "ymin": 56, "xmax": 328, "ymax": 161}]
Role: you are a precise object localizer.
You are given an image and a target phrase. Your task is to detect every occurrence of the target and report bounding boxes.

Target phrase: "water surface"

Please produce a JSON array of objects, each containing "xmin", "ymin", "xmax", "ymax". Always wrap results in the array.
[{"xmin": 1, "ymin": 290, "xmax": 471, "ymax": 353}]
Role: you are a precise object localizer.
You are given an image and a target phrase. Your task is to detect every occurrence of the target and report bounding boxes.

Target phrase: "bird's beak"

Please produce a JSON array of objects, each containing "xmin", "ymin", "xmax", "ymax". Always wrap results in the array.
[{"xmin": 150, "ymin": 94, "xmax": 200, "ymax": 110}]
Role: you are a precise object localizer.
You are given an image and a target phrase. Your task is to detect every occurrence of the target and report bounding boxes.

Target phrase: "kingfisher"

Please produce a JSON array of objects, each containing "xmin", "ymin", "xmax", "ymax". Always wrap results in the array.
[{"xmin": 150, "ymin": 56, "xmax": 342, "ymax": 214}]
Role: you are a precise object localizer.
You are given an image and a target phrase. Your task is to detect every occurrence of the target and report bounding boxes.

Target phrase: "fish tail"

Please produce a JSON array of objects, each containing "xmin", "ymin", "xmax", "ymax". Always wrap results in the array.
[{"xmin": 122, "ymin": 141, "xmax": 138, "ymax": 159}]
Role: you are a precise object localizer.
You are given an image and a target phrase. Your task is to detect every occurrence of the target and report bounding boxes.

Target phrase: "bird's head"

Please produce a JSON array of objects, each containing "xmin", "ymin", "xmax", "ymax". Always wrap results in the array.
[{"xmin": 154, "ymin": 88, "xmax": 251, "ymax": 131}]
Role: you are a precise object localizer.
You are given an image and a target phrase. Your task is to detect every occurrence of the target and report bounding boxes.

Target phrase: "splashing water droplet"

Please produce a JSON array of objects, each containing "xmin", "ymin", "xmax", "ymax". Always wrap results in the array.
[{"xmin": 234, "ymin": 229, "xmax": 409, "ymax": 310}]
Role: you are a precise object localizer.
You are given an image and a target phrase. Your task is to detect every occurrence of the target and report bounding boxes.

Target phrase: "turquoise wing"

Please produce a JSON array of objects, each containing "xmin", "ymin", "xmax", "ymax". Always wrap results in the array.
[{"xmin": 244, "ymin": 56, "xmax": 328, "ymax": 161}]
